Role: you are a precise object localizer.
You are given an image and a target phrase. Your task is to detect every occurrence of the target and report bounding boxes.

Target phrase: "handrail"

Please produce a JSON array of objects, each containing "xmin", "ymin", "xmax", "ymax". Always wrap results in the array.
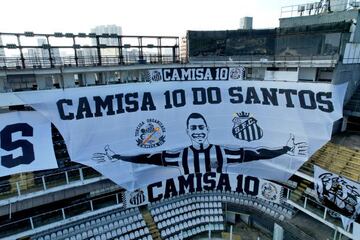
[
  {"xmin": 280, "ymin": 1, "xmax": 360, "ymax": 18},
  {"xmin": 0, "ymin": 166, "xmax": 101, "ymax": 201},
  {"xmin": 0, "ymin": 191, "xmax": 124, "ymax": 239}
]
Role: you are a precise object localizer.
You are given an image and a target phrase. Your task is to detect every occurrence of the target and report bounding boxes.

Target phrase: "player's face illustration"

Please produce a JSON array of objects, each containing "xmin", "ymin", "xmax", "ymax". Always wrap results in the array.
[{"xmin": 187, "ymin": 118, "xmax": 209, "ymax": 144}]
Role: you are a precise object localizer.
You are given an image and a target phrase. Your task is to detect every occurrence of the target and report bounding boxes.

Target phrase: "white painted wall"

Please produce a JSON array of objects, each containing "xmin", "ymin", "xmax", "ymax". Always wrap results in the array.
[
  {"xmin": 273, "ymin": 223, "xmax": 284, "ymax": 240},
  {"xmin": 62, "ymin": 73, "xmax": 76, "ymax": 88},
  {"xmin": 264, "ymin": 69, "xmax": 298, "ymax": 82},
  {"xmin": 343, "ymin": 43, "xmax": 360, "ymax": 64},
  {"xmin": 298, "ymin": 68, "xmax": 317, "ymax": 81},
  {"xmin": 82, "ymin": 73, "xmax": 97, "ymax": 86},
  {"xmin": 246, "ymin": 67, "xmax": 266, "ymax": 80},
  {"xmin": 36, "ymin": 75, "xmax": 53, "ymax": 90}
]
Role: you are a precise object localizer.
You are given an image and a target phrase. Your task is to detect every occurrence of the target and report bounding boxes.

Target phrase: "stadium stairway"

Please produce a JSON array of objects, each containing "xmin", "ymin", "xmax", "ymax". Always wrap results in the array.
[
  {"xmin": 309, "ymin": 142, "xmax": 360, "ymax": 182},
  {"xmin": 346, "ymin": 116, "xmax": 360, "ymax": 132},
  {"xmin": 289, "ymin": 179, "xmax": 312, "ymax": 203},
  {"xmin": 141, "ymin": 207, "xmax": 162, "ymax": 240},
  {"xmin": 344, "ymin": 85, "xmax": 360, "ymax": 116}
]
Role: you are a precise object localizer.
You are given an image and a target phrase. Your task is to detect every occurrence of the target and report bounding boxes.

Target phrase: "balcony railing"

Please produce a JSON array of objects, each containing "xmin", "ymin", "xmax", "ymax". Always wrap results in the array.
[
  {"xmin": 0, "ymin": 192, "xmax": 124, "ymax": 239},
  {"xmin": 0, "ymin": 54, "xmax": 179, "ymax": 70},
  {"xmin": 280, "ymin": 1, "xmax": 360, "ymax": 18},
  {"xmin": 190, "ymin": 54, "xmax": 339, "ymax": 67},
  {"xmin": 0, "ymin": 166, "xmax": 101, "ymax": 203},
  {"xmin": 285, "ymin": 188, "xmax": 353, "ymax": 239}
]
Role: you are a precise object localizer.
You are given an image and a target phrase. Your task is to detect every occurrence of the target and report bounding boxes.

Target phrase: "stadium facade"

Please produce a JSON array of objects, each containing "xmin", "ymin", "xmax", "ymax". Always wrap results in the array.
[{"xmin": 0, "ymin": 1, "xmax": 360, "ymax": 240}]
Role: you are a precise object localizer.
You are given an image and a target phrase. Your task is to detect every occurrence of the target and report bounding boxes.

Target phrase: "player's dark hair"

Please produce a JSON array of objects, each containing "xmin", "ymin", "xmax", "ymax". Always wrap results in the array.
[{"xmin": 186, "ymin": 113, "xmax": 208, "ymax": 128}]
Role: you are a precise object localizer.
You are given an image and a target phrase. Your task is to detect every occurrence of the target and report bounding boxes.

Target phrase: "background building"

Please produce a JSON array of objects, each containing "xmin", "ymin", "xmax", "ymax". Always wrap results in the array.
[
  {"xmin": 90, "ymin": 24, "xmax": 123, "ymax": 63},
  {"xmin": 90, "ymin": 24, "xmax": 122, "ymax": 46},
  {"xmin": 180, "ymin": 36, "xmax": 188, "ymax": 63},
  {"xmin": 239, "ymin": 16, "xmax": 253, "ymax": 30},
  {"xmin": 0, "ymin": 36, "xmax": 5, "ymax": 58}
]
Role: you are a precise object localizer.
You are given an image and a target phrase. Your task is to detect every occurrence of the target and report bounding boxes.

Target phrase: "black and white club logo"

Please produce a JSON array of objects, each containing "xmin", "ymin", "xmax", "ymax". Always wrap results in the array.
[
  {"xmin": 129, "ymin": 189, "xmax": 146, "ymax": 206},
  {"xmin": 150, "ymin": 70, "xmax": 163, "ymax": 81},
  {"xmin": 229, "ymin": 67, "xmax": 244, "ymax": 80},
  {"xmin": 135, "ymin": 119, "xmax": 166, "ymax": 148},
  {"xmin": 232, "ymin": 112, "xmax": 263, "ymax": 142},
  {"xmin": 261, "ymin": 182, "xmax": 278, "ymax": 201}
]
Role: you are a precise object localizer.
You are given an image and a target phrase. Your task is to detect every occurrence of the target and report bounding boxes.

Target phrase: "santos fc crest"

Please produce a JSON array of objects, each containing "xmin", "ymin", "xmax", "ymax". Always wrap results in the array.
[{"xmin": 232, "ymin": 112, "xmax": 263, "ymax": 142}]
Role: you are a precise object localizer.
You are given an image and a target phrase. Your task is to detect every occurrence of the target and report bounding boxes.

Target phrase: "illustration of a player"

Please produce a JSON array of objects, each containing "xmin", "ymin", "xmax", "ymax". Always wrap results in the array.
[{"xmin": 93, "ymin": 112, "xmax": 307, "ymax": 175}]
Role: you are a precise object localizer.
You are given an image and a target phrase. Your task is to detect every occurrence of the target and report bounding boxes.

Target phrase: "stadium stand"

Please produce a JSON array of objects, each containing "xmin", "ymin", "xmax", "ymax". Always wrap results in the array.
[
  {"xmin": 32, "ymin": 207, "xmax": 152, "ymax": 240},
  {"xmin": 301, "ymin": 142, "xmax": 360, "ymax": 182},
  {"xmin": 22, "ymin": 190, "xmax": 297, "ymax": 240}
]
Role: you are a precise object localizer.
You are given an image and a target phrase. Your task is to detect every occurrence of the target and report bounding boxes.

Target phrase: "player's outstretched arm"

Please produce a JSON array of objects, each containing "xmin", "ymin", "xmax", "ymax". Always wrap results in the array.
[
  {"xmin": 92, "ymin": 145, "xmax": 164, "ymax": 166},
  {"xmin": 243, "ymin": 146, "xmax": 291, "ymax": 162},
  {"xmin": 240, "ymin": 134, "xmax": 308, "ymax": 163}
]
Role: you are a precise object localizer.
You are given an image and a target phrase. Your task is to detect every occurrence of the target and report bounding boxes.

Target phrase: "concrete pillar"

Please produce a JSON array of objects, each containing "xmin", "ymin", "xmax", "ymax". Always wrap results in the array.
[
  {"xmin": 52, "ymin": 74, "xmax": 62, "ymax": 88},
  {"xmin": 352, "ymin": 14, "xmax": 360, "ymax": 43},
  {"xmin": 35, "ymin": 74, "xmax": 53, "ymax": 90},
  {"xmin": 102, "ymin": 71, "xmax": 117, "ymax": 84},
  {"xmin": 119, "ymin": 71, "xmax": 129, "ymax": 83},
  {"xmin": 341, "ymin": 116, "xmax": 348, "ymax": 132},
  {"xmin": 273, "ymin": 223, "xmax": 284, "ymax": 240},
  {"xmin": 96, "ymin": 72, "xmax": 104, "ymax": 85},
  {"xmin": 0, "ymin": 76, "xmax": 6, "ymax": 92},
  {"xmin": 62, "ymin": 73, "xmax": 76, "ymax": 88},
  {"xmin": 138, "ymin": 70, "xmax": 143, "ymax": 82},
  {"xmin": 80, "ymin": 73, "xmax": 96, "ymax": 86},
  {"xmin": 107, "ymin": 72, "xmax": 117, "ymax": 83}
]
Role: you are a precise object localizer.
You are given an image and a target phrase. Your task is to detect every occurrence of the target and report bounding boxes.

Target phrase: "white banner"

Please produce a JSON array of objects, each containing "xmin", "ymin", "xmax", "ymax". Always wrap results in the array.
[
  {"xmin": 15, "ymin": 80, "xmax": 346, "ymax": 190},
  {"xmin": 146, "ymin": 67, "xmax": 244, "ymax": 82},
  {"xmin": 124, "ymin": 173, "xmax": 283, "ymax": 208},
  {"xmin": 0, "ymin": 111, "xmax": 58, "ymax": 177},
  {"xmin": 314, "ymin": 165, "xmax": 360, "ymax": 223}
]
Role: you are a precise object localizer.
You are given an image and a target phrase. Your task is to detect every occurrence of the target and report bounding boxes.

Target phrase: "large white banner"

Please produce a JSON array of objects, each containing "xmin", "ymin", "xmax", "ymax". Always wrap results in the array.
[
  {"xmin": 0, "ymin": 111, "xmax": 58, "ymax": 177},
  {"xmin": 15, "ymin": 81, "xmax": 346, "ymax": 190},
  {"xmin": 314, "ymin": 166, "xmax": 360, "ymax": 223},
  {"xmin": 145, "ymin": 66, "xmax": 245, "ymax": 82},
  {"xmin": 124, "ymin": 173, "xmax": 284, "ymax": 208}
]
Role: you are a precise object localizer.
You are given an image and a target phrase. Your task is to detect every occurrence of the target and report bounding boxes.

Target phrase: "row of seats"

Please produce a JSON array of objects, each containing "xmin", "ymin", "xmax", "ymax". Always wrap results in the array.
[
  {"xmin": 34, "ymin": 207, "xmax": 152, "ymax": 240},
  {"xmin": 150, "ymin": 190, "xmax": 293, "ymax": 219},
  {"xmin": 162, "ymin": 223, "xmax": 224, "ymax": 240},
  {"xmin": 150, "ymin": 192, "xmax": 225, "ymax": 240},
  {"xmin": 155, "ymin": 206, "xmax": 222, "ymax": 224},
  {"xmin": 153, "ymin": 202, "xmax": 222, "ymax": 221},
  {"xmin": 219, "ymin": 190, "xmax": 294, "ymax": 218},
  {"xmin": 112, "ymin": 235, "xmax": 152, "ymax": 240},
  {"xmin": 149, "ymin": 194, "xmax": 221, "ymax": 209},
  {"xmin": 159, "ymin": 214, "xmax": 223, "ymax": 230},
  {"xmin": 225, "ymin": 195, "xmax": 289, "ymax": 221},
  {"xmin": 39, "ymin": 219, "xmax": 150, "ymax": 240}
]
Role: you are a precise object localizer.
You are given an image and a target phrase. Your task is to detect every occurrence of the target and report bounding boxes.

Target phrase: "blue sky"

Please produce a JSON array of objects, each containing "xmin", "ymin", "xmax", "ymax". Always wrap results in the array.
[{"xmin": 1, "ymin": 0, "xmax": 312, "ymax": 36}]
